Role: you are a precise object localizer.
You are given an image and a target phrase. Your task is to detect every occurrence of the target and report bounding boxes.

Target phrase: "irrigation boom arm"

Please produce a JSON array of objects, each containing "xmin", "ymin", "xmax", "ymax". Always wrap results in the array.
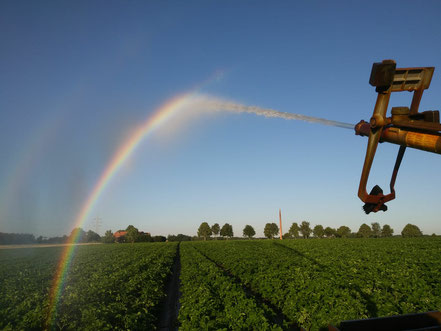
[{"xmin": 355, "ymin": 59, "xmax": 441, "ymax": 214}]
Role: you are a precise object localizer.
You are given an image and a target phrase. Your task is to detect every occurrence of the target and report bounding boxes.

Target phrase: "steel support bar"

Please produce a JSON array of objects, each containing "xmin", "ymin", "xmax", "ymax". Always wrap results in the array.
[{"xmin": 355, "ymin": 121, "xmax": 441, "ymax": 154}]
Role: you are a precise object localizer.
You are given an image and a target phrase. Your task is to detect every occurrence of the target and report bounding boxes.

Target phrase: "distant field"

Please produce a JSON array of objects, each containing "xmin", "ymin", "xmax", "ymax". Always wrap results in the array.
[
  {"xmin": 1, "ymin": 238, "xmax": 441, "ymax": 330},
  {"xmin": 0, "ymin": 242, "xmax": 102, "ymax": 249}
]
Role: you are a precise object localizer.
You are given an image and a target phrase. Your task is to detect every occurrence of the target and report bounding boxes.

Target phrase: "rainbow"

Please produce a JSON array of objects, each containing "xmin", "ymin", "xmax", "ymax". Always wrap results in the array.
[
  {"xmin": 45, "ymin": 92, "xmax": 198, "ymax": 327},
  {"xmin": 0, "ymin": 115, "xmax": 64, "ymax": 223}
]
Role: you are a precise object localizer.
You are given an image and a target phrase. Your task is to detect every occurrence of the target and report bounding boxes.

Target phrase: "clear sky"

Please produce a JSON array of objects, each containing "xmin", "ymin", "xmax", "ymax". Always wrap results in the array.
[{"xmin": 1, "ymin": 1, "xmax": 440, "ymax": 238}]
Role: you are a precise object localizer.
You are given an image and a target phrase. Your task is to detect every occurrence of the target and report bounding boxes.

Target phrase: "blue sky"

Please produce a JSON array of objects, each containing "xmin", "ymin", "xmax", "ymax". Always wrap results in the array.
[{"xmin": 1, "ymin": 1, "xmax": 440, "ymax": 237}]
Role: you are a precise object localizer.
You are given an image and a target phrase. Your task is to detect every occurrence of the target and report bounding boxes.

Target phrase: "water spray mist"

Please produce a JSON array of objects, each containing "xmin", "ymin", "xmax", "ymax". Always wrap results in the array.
[{"xmin": 195, "ymin": 95, "xmax": 354, "ymax": 130}]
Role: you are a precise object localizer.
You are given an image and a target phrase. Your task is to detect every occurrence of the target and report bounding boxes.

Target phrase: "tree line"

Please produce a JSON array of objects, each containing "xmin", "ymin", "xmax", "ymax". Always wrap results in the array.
[
  {"xmin": 102, "ymin": 225, "xmax": 167, "ymax": 244},
  {"xmin": 196, "ymin": 221, "xmax": 427, "ymax": 240},
  {"xmin": 0, "ymin": 221, "xmax": 430, "ymax": 245},
  {"xmin": 0, "ymin": 229, "xmax": 100, "ymax": 245},
  {"xmin": 281, "ymin": 221, "xmax": 387, "ymax": 239},
  {"xmin": 197, "ymin": 222, "xmax": 234, "ymax": 240},
  {"xmin": 0, "ymin": 226, "xmax": 189, "ymax": 245}
]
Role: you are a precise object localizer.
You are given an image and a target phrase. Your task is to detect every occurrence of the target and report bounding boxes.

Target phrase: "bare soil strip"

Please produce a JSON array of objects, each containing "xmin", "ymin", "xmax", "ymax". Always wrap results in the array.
[{"xmin": 157, "ymin": 242, "xmax": 181, "ymax": 330}]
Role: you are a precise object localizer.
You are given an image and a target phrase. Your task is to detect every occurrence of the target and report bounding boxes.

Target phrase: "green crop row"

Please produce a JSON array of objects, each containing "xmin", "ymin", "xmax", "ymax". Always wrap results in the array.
[
  {"xmin": 2, "ymin": 238, "xmax": 440, "ymax": 330},
  {"xmin": 178, "ymin": 242, "xmax": 285, "ymax": 330},
  {"xmin": 0, "ymin": 243, "xmax": 177, "ymax": 330},
  {"xmin": 193, "ymin": 238, "xmax": 441, "ymax": 330},
  {"xmin": 0, "ymin": 246, "xmax": 62, "ymax": 330}
]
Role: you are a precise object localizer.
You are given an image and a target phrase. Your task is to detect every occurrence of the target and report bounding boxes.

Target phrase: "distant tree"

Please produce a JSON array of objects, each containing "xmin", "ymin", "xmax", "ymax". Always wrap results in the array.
[
  {"xmin": 324, "ymin": 227, "xmax": 336, "ymax": 238},
  {"xmin": 381, "ymin": 224, "xmax": 394, "ymax": 237},
  {"xmin": 371, "ymin": 222, "xmax": 381, "ymax": 238},
  {"xmin": 152, "ymin": 235, "xmax": 167, "ymax": 242},
  {"xmin": 289, "ymin": 223, "xmax": 300, "ymax": 238},
  {"xmin": 243, "ymin": 225, "xmax": 256, "ymax": 239},
  {"xmin": 167, "ymin": 234, "xmax": 192, "ymax": 242},
  {"xmin": 401, "ymin": 224, "xmax": 423, "ymax": 238},
  {"xmin": 41, "ymin": 235, "xmax": 68, "ymax": 244},
  {"xmin": 0, "ymin": 233, "xmax": 36, "ymax": 245},
  {"xmin": 336, "ymin": 226, "xmax": 351, "ymax": 238},
  {"xmin": 283, "ymin": 233, "xmax": 292, "ymax": 239},
  {"xmin": 264, "ymin": 223, "xmax": 279, "ymax": 239},
  {"xmin": 69, "ymin": 228, "xmax": 87, "ymax": 242},
  {"xmin": 313, "ymin": 225, "xmax": 325, "ymax": 238},
  {"xmin": 357, "ymin": 223, "xmax": 372, "ymax": 238},
  {"xmin": 220, "ymin": 223, "xmax": 234, "ymax": 239},
  {"xmin": 103, "ymin": 230, "xmax": 114, "ymax": 243},
  {"xmin": 177, "ymin": 234, "xmax": 192, "ymax": 241},
  {"xmin": 432, "ymin": 233, "xmax": 437, "ymax": 237},
  {"xmin": 198, "ymin": 222, "xmax": 212, "ymax": 240},
  {"xmin": 300, "ymin": 221, "xmax": 312, "ymax": 239},
  {"xmin": 138, "ymin": 232, "xmax": 153, "ymax": 242},
  {"xmin": 126, "ymin": 225, "xmax": 140, "ymax": 244},
  {"xmin": 85, "ymin": 230, "xmax": 101, "ymax": 242},
  {"xmin": 211, "ymin": 223, "xmax": 220, "ymax": 238}
]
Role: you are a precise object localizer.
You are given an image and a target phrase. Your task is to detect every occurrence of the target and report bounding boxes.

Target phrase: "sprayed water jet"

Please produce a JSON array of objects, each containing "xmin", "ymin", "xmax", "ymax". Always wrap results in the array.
[{"xmin": 192, "ymin": 95, "xmax": 354, "ymax": 130}]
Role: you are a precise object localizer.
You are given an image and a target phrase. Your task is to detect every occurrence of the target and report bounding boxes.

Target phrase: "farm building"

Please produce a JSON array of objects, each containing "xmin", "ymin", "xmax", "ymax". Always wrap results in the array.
[{"xmin": 113, "ymin": 231, "xmax": 127, "ymax": 238}]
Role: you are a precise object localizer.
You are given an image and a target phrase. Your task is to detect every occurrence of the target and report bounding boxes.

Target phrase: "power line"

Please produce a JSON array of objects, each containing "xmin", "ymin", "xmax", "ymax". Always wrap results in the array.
[{"xmin": 93, "ymin": 216, "xmax": 102, "ymax": 235}]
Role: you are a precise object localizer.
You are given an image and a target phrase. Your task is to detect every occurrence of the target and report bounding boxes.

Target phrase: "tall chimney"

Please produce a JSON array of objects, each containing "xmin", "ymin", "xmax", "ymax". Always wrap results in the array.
[{"xmin": 279, "ymin": 208, "xmax": 283, "ymax": 240}]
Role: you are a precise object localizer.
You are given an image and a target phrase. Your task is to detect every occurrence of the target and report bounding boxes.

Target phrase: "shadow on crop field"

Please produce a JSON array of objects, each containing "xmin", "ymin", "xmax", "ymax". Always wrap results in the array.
[
  {"xmin": 272, "ymin": 241, "xmax": 326, "ymax": 269},
  {"xmin": 193, "ymin": 246, "xmax": 301, "ymax": 330},
  {"xmin": 272, "ymin": 241, "xmax": 379, "ymax": 319}
]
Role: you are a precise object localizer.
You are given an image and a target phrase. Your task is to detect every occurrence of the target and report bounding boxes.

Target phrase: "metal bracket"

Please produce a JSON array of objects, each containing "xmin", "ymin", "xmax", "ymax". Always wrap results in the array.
[{"xmin": 357, "ymin": 60, "xmax": 435, "ymax": 213}]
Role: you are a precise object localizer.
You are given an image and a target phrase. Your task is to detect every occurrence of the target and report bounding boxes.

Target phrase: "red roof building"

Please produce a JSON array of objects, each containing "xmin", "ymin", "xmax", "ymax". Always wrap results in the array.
[{"xmin": 114, "ymin": 231, "xmax": 127, "ymax": 238}]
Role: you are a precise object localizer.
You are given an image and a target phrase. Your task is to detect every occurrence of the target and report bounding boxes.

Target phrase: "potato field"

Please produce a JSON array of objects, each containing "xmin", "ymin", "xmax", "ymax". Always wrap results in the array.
[{"xmin": 1, "ymin": 238, "xmax": 441, "ymax": 330}]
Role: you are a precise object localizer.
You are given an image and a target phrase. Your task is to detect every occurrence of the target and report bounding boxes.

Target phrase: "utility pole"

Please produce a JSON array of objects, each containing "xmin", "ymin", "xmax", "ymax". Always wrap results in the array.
[
  {"xmin": 93, "ymin": 216, "xmax": 102, "ymax": 235},
  {"xmin": 279, "ymin": 209, "xmax": 283, "ymax": 240}
]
